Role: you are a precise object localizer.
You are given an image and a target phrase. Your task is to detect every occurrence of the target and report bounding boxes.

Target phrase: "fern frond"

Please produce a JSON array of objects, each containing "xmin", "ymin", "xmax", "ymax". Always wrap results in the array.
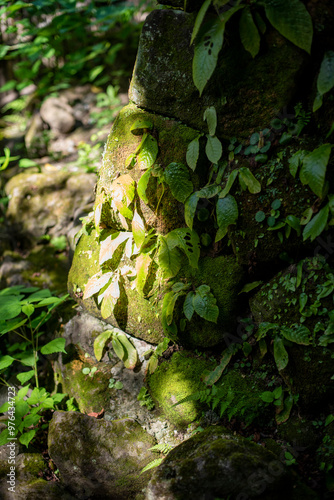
[
  {"xmin": 149, "ymin": 443, "xmax": 174, "ymax": 454},
  {"xmin": 140, "ymin": 458, "xmax": 163, "ymax": 475},
  {"xmin": 172, "ymin": 388, "xmax": 210, "ymax": 407}
]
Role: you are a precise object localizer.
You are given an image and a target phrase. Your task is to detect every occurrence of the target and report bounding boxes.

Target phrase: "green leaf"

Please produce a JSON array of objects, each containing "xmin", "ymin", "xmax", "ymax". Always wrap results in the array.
[
  {"xmin": 317, "ymin": 51, "xmax": 334, "ymax": 96},
  {"xmin": 303, "ymin": 204, "xmax": 329, "ymax": 242},
  {"xmin": 288, "ymin": 151, "xmax": 307, "ymax": 178},
  {"xmin": 193, "ymin": 285, "xmax": 219, "ymax": 322},
  {"xmin": 299, "ymin": 144, "xmax": 331, "ymax": 198},
  {"xmin": 184, "ymin": 193, "xmax": 199, "ymax": 230},
  {"xmin": 137, "ymin": 134, "xmax": 158, "ymax": 170},
  {"xmin": 165, "ymin": 291, "xmax": 184, "ymax": 326},
  {"xmin": 260, "ymin": 391, "xmax": 274, "ymax": 403},
  {"xmin": 239, "ymin": 7, "xmax": 260, "ymax": 58},
  {"xmin": 164, "ymin": 162, "xmax": 193, "ymax": 203},
  {"xmin": 137, "ymin": 167, "xmax": 152, "ymax": 204},
  {"xmin": 116, "ymin": 332, "xmax": 138, "ymax": 369},
  {"xmin": 255, "ymin": 322, "xmax": 279, "ymax": 340},
  {"xmin": 203, "ymin": 106, "xmax": 217, "ymax": 136},
  {"xmin": 191, "ymin": 0, "xmax": 212, "ymax": 44},
  {"xmin": 0, "ymin": 355, "xmax": 15, "ymax": 371},
  {"xmin": 220, "ymin": 169, "xmax": 239, "ymax": 198},
  {"xmin": 132, "ymin": 210, "xmax": 145, "ymax": 248},
  {"xmin": 101, "ymin": 280, "xmax": 120, "ymax": 319},
  {"xmin": 197, "ymin": 184, "xmax": 221, "ymax": 198},
  {"xmin": 40, "ymin": 338, "xmax": 67, "ymax": 355},
  {"xmin": 17, "ymin": 370, "xmax": 35, "ymax": 384},
  {"xmin": 183, "ymin": 291, "xmax": 195, "ymax": 321},
  {"xmin": 264, "ymin": 0, "xmax": 313, "ymax": 54},
  {"xmin": 215, "ymin": 194, "xmax": 238, "ymax": 241},
  {"xmin": 99, "ymin": 232, "xmax": 132, "ymax": 266},
  {"xmin": 276, "ymin": 394, "xmax": 294, "ymax": 424},
  {"xmin": 19, "ymin": 430, "xmax": 36, "ymax": 448},
  {"xmin": 238, "ymin": 167, "xmax": 261, "ymax": 193},
  {"xmin": 186, "ymin": 136, "xmax": 200, "ymax": 171},
  {"xmin": 166, "ymin": 228, "xmax": 201, "ymax": 269},
  {"xmin": 0, "ymin": 296, "xmax": 22, "ymax": 320},
  {"xmin": 281, "ymin": 325, "xmax": 310, "ymax": 345},
  {"xmin": 238, "ymin": 281, "xmax": 263, "ymax": 294},
  {"xmin": 130, "ymin": 119, "xmax": 153, "ymax": 135},
  {"xmin": 255, "ymin": 210, "xmax": 266, "ymax": 222},
  {"xmin": 313, "ymin": 93, "xmax": 323, "ymax": 112},
  {"xmin": 202, "ymin": 345, "xmax": 238, "ymax": 385},
  {"xmin": 193, "ymin": 18, "xmax": 225, "ymax": 95},
  {"xmin": 273, "ymin": 335, "xmax": 289, "ymax": 371},
  {"xmin": 112, "ymin": 336, "xmax": 125, "ymax": 362},
  {"xmin": 135, "ymin": 253, "xmax": 152, "ymax": 295},
  {"xmin": 140, "ymin": 458, "xmax": 164, "ymax": 475},
  {"xmin": 158, "ymin": 236, "xmax": 182, "ymax": 279},
  {"xmin": 94, "ymin": 330, "xmax": 113, "ymax": 361},
  {"xmin": 125, "ymin": 153, "xmax": 136, "ymax": 169},
  {"xmin": 22, "ymin": 304, "xmax": 34, "ymax": 318},
  {"xmin": 205, "ymin": 135, "xmax": 222, "ymax": 163}
]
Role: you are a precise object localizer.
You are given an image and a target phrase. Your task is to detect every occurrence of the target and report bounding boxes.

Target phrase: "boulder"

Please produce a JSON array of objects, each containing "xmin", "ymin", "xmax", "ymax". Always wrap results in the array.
[
  {"xmin": 40, "ymin": 97, "xmax": 75, "ymax": 134},
  {"xmin": 48, "ymin": 411, "xmax": 157, "ymax": 499},
  {"xmin": 145, "ymin": 425, "xmax": 318, "ymax": 500}
]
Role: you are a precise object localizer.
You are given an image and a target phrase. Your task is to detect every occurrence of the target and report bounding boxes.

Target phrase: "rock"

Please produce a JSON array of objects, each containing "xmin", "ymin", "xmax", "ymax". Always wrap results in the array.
[
  {"xmin": 250, "ymin": 255, "xmax": 334, "ymax": 409},
  {"xmin": 40, "ymin": 97, "xmax": 75, "ymax": 134},
  {"xmin": 5, "ymin": 168, "xmax": 96, "ymax": 244},
  {"xmin": 0, "ymin": 447, "xmax": 73, "ymax": 500},
  {"xmin": 129, "ymin": 10, "xmax": 306, "ymax": 138},
  {"xmin": 48, "ymin": 411, "xmax": 157, "ymax": 499},
  {"xmin": 145, "ymin": 425, "xmax": 318, "ymax": 500}
]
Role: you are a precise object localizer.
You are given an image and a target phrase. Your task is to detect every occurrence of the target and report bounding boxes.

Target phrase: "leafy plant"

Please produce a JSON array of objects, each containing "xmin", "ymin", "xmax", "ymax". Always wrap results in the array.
[
  {"xmin": 313, "ymin": 51, "xmax": 334, "ymax": 112},
  {"xmin": 93, "ymin": 328, "xmax": 138, "ymax": 369},
  {"xmin": 108, "ymin": 378, "xmax": 123, "ymax": 390},
  {"xmin": 137, "ymin": 387, "xmax": 155, "ymax": 410},
  {"xmin": 140, "ymin": 442, "xmax": 174, "ymax": 475},
  {"xmin": 146, "ymin": 338, "xmax": 170, "ymax": 375}
]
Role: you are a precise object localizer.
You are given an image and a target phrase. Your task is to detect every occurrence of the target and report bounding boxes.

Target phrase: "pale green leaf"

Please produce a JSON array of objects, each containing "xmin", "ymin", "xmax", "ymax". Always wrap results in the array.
[
  {"xmin": 94, "ymin": 330, "xmax": 113, "ymax": 361},
  {"xmin": 137, "ymin": 167, "xmax": 152, "ymax": 204},
  {"xmin": 130, "ymin": 119, "xmax": 153, "ymax": 135},
  {"xmin": 184, "ymin": 193, "xmax": 199, "ymax": 230},
  {"xmin": 264, "ymin": 0, "xmax": 313, "ymax": 54},
  {"xmin": 303, "ymin": 204, "xmax": 329, "ymax": 242},
  {"xmin": 215, "ymin": 194, "xmax": 238, "ymax": 241},
  {"xmin": 317, "ymin": 51, "xmax": 334, "ymax": 96},
  {"xmin": 203, "ymin": 106, "xmax": 217, "ymax": 136},
  {"xmin": 164, "ymin": 162, "xmax": 193, "ymax": 203},
  {"xmin": 22, "ymin": 304, "xmax": 34, "ymax": 318},
  {"xmin": 158, "ymin": 236, "xmax": 182, "ymax": 279},
  {"xmin": 238, "ymin": 167, "xmax": 261, "ymax": 193},
  {"xmin": 132, "ymin": 210, "xmax": 145, "ymax": 248},
  {"xmin": 40, "ymin": 338, "xmax": 67, "ymax": 355},
  {"xmin": 166, "ymin": 228, "xmax": 201, "ymax": 269},
  {"xmin": 186, "ymin": 137, "xmax": 200, "ymax": 171},
  {"xmin": 99, "ymin": 233, "xmax": 132, "ymax": 266},
  {"xmin": 135, "ymin": 253, "xmax": 152, "ymax": 295},
  {"xmin": 19, "ymin": 430, "xmax": 36, "ymax": 448},
  {"xmin": 0, "ymin": 355, "xmax": 15, "ymax": 371},
  {"xmin": 220, "ymin": 169, "xmax": 239, "ymax": 198},
  {"xmin": 101, "ymin": 280, "xmax": 120, "ymax": 319},
  {"xmin": 205, "ymin": 135, "xmax": 222, "ymax": 163},
  {"xmin": 140, "ymin": 458, "xmax": 163, "ymax": 475},
  {"xmin": 116, "ymin": 332, "xmax": 138, "ymax": 369},
  {"xmin": 273, "ymin": 335, "xmax": 289, "ymax": 371},
  {"xmin": 190, "ymin": 0, "xmax": 212, "ymax": 44},
  {"xmin": 239, "ymin": 7, "xmax": 260, "ymax": 58},
  {"xmin": 299, "ymin": 144, "xmax": 331, "ymax": 198},
  {"xmin": 183, "ymin": 291, "xmax": 195, "ymax": 321},
  {"xmin": 17, "ymin": 370, "xmax": 35, "ymax": 384},
  {"xmin": 193, "ymin": 285, "xmax": 219, "ymax": 322},
  {"xmin": 137, "ymin": 134, "xmax": 158, "ymax": 170}
]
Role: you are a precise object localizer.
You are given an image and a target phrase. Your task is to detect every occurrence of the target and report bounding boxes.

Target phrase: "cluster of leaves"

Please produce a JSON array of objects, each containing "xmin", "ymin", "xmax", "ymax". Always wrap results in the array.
[
  {"xmin": 93, "ymin": 328, "xmax": 138, "ymax": 369},
  {"xmin": 140, "ymin": 442, "xmax": 174, "ymax": 475},
  {"xmin": 146, "ymin": 338, "xmax": 170, "ymax": 375},
  {"xmin": 0, "ymin": 0, "xmax": 142, "ymax": 100},
  {"xmin": 259, "ymin": 385, "xmax": 297, "ymax": 424},
  {"xmin": 0, "ymin": 286, "xmax": 70, "ymax": 447},
  {"xmin": 255, "ymin": 199, "xmax": 301, "ymax": 244},
  {"xmin": 137, "ymin": 387, "xmax": 155, "ymax": 410},
  {"xmin": 190, "ymin": 0, "xmax": 313, "ymax": 95}
]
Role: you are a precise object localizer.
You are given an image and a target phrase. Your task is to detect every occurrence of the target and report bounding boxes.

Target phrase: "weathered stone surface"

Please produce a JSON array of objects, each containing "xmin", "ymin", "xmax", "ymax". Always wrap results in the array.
[
  {"xmin": 5, "ymin": 168, "xmax": 95, "ymax": 243},
  {"xmin": 48, "ymin": 411, "xmax": 156, "ymax": 500},
  {"xmin": 129, "ymin": 9, "xmax": 306, "ymax": 138},
  {"xmin": 145, "ymin": 425, "xmax": 318, "ymax": 500},
  {"xmin": 250, "ymin": 255, "xmax": 334, "ymax": 409},
  {"xmin": 40, "ymin": 97, "xmax": 75, "ymax": 134}
]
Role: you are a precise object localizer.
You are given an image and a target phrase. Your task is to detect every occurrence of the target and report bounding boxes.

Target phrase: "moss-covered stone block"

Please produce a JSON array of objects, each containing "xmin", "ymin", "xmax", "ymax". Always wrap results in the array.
[
  {"xmin": 147, "ymin": 351, "xmax": 215, "ymax": 427},
  {"xmin": 48, "ymin": 411, "xmax": 157, "ymax": 499},
  {"xmin": 129, "ymin": 10, "xmax": 306, "ymax": 139}
]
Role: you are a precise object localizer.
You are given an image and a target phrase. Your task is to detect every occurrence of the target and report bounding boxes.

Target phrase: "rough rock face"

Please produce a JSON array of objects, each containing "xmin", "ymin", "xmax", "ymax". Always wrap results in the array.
[
  {"xmin": 40, "ymin": 97, "xmax": 75, "ymax": 134},
  {"xmin": 129, "ymin": 9, "xmax": 306, "ymax": 138},
  {"xmin": 145, "ymin": 425, "xmax": 317, "ymax": 500},
  {"xmin": 48, "ymin": 411, "xmax": 156, "ymax": 500}
]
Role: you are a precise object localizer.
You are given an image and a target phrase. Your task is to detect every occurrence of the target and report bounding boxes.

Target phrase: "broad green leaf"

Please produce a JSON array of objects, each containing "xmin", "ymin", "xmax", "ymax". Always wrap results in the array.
[
  {"xmin": 203, "ymin": 106, "xmax": 217, "ymax": 136},
  {"xmin": 19, "ymin": 430, "xmax": 36, "ymax": 448},
  {"xmin": 300, "ymin": 207, "xmax": 313, "ymax": 225},
  {"xmin": 22, "ymin": 304, "xmax": 34, "ymax": 318},
  {"xmin": 158, "ymin": 236, "xmax": 182, "ymax": 279},
  {"xmin": 83, "ymin": 272, "xmax": 113, "ymax": 300},
  {"xmin": 205, "ymin": 135, "xmax": 222, "ymax": 163},
  {"xmin": 273, "ymin": 335, "xmax": 289, "ymax": 371},
  {"xmin": 110, "ymin": 174, "xmax": 135, "ymax": 218},
  {"xmin": 281, "ymin": 325, "xmax": 310, "ymax": 345},
  {"xmin": 16, "ymin": 351, "xmax": 35, "ymax": 367},
  {"xmin": 193, "ymin": 285, "xmax": 219, "ymax": 322},
  {"xmin": 239, "ymin": 7, "xmax": 260, "ymax": 58},
  {"xmin": 26, "ymin": 289, "xmax": 51, "ymax": 302},
  {"xmin": 135, "ymin": 253, "xmax": 152, "ymax": 295},
  {"xmin": 166, "ymin": 291, "xmax": 184, "ymax": 325},
  {"xmin": 166, "ymin": 228, "xmax": 201, "ymax": 269},
  {"xmin": 99, "ymin": 232, "xmax": 132, "ymax": 266},
  {"xmin": 193, "ymin": 18, "xmax": 225, "ymax": 95},
  {"xmin": 303, "ymin": 204, "xmax": 329, "ymax": 242},
  {"xmin": 215, "ymin": 194, "xmax": 238, "ymax": 241},
  {"xmin": 137, "ymin": 134, "xmax": 158, "ymax": 170},
  {"xmin": 137, "ymin": 167, "xmax": 152, "ymax": 204},
  {"xmin": 190, "ymin": 0, "xmax": 212, "ymax": 44},
  {"xmin": 276, "ymin": 393, "xmax": 294, "ymax": 424},
  {"xmin": 183, "ymin": 291, "xmax": 195, "ymax": 321},
  {"xmin": 288, "ymin": 150, "xmax": 306, "ymax": 178},
  {"xmin": 238, "ymin": 167, "xmax": 261, "ymax": 193},
  {"xmin": 299, "ymin": 144, "xmax": 331, "ymax": 198},
  {"xmin": 0, "ymin": 295, "xmax": 23, "ymax": 320},
  {"xmin": 16, "ymin": 370, "xmax": 35, "ymax": 384},
  {"xmin": 202, "ymin": 345, "xmax": 238, "ymax": 385},
  {"xmin": 186, "ymin": 136, "xmax": 200, "ymax": 171},
  {"xmin": 0, "ymin": 355, "xmax": 15, "ymax": 371},
  {"xmin": 132, "ymin": 210, "xmax": 145, "ymax": 248},
  {"xmin": 164, "ymin": 162, "xmax": 193, "ymax": 203},
  {"xmin": 94, "ymin": 330, "xmax": 113, "ymax": 361},
  {"xmin": 238, "ymin": 281, "xmax": 263, "ymax": 294},
  {"xmin": 116, "ymin": 332, "xmax": 138, "ymax": 369},
  {"xmin": 317, "ymin": 51, "xmax": 334, "ymax": 96},
  {"xmin": 255, "ymin": 322, "xmax": 279, "ymax": 340},
  {"xmin": 264, "ymin": 0, "xmax": 313, "ymax": 54},
  {"xmin": 130, "ymin": 119, "xmax": 153, "ymax": 135},
  {"xmin": 197, "ymin": 184, "xmax": 221, "ymax": 198},
  {"xmin": 286, "ymin": 215, "xmax": 301, "ymax": 234},
  {"xmin": 184, "ymin": 193, "xmax": 199, "ymax": 230},
  {"xmin": 112, "ymin": 336, "xmax": 125, "ymax": 361},
  {"xmin": 260, "ymin": 391, "xmax": 274, "ymax": 403},
  {"xmin": 313, "ymin": 93, "xmax": 323, "ymax": 112},
  {"xmin": 40, "ymin": 338, "xmax": 67, "ymax": 355},
  {"xmin": 101, "ymin": 280, "xmax": 120, "ymax": 319},
  {"xmin": 220, "ymin": 169, "xmax": 239, "ymax": 198}
]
